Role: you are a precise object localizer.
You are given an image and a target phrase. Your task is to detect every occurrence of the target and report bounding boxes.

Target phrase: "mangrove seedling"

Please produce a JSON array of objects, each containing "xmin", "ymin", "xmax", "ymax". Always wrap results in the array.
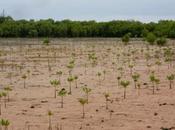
[
  {"xmin": 74, "ymin": 75, "xmax": 78, "ymax": 88},
  {"xmin": 167, "ymin": 74, "xmax": 175, "ymax": 89},
  {"xmin": 50, "ymin": 80, "xmax": 60, "ymax": 98},
  {"xmin": 120, "ymin": 80, "xmax": 130, "ymax": 99},
  {"xmin": 67, "ymin": 76, "xmax": 74, "ymax": 94},
  {"xmin": 47, "ymin": 110, "xmax": 53, "ymax": 130},
  {"xmin": 82, "ymin": 87, "xmax": 92, "ymax": 103},
  {"xmin": 104, "ymin": 92, "xmax": 110, "ymax": 109},
  {"xmin": 56, "ymin": 71, "xmax": 63, "ymax": 84},
  {"xmin": 132, "ymin": 73, "xmax": 140, "ymax": 89},
  {"xmin": 3, "ymin": 86, "xmax": 12, "ymax": 102},
  {"xmin": 78, "ymin": 98, "xmax": 88, "ymax": 119},
  {"xmin": 2, "ymin": 92, "xmax": 7, "ymax": 108},
  {"xmin": 22, "ymin": 74, "xmax": 27, "ymax": 88},
  {"xmin": 149, "ymin": 74, "xmax": 157, "ymax": 94},
  {"xmin": 58, "ymin": 88, "xmax": 67, "ymax": 108},
  {"xmin": 0, "ymin": 119, "xmax": 10, "ymax": 130}
]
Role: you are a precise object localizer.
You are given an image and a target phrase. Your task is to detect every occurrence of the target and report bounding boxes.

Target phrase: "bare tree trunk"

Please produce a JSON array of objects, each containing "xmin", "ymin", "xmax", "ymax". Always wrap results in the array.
[
  {"xmin": 117, "ymin": 79, "xmax": 120, "ymax": 87},
  {"xmin": 24, "ymin": 80, "xmax": 26, "ymax": 88},
  {"xmin": 169, "ymin": 81, "xmax": 172, "ymax": 89},
  {"xmin": 69, "ymin": 82, "xmax": 72, "ymax": 94},
  {"xmin": 61, "ymin": 96, "xmax": 63, "ymax": 108},
  {"xmin": 124, "ymin": 88, "xmax": 126, "ymax": 99},
  {"xmin": 7, "ymin": 93, "xmax": 10, "ymax": 102},
  {"xmin": 48, "ymin": 116, "xmax": 52, "ymax": 130},
  {"xmin": 106, "ymin": 99, "xmax": 108, "ymax": 110},
  {"xmin": 54, "ymin": 87, "xmax": 57, "ymax": 98},
  {"xmin": 138, "ymin": 87, "xmax": 140, "ymax": 96},
  {"xmin": 152, "ymin": 84, "xmax": 155, "ymax": 94},
  {"xmin": 4, "ymin": 97, "xmax": 7, "ymax": 108},
  {"xmin": 75, "ymin": 80, "xmax": 78, "ymax": 88},
  {"xmin": 82, "ymin": 105, "xmax": 85, "ymax": 118},
  {"xmin": 134, "ymin": 81, "xmax": 137, "ymax": 89},
  {"xmin": 0, "ymin": 101, "xmax": 1, "ymax": 115},
  {"xmin": 87, "ymin": 94, "xmax": 89, "ymax": 104},
  {"xmin": 59, "ymin": 76, "xmax": 61, "ymax": 85}
]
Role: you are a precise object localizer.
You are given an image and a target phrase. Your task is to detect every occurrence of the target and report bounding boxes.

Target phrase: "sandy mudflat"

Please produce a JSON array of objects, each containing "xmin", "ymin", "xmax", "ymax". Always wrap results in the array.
[{"xmin": 0, "ymin": 38, "xmax": 174, "ymax": 130}]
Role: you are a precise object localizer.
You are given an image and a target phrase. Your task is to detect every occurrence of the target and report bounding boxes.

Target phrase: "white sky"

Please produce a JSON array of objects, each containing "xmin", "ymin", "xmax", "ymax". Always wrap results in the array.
[{"xmin": 0, "ymin": 0, "xmax": 175, "ymax": 22}]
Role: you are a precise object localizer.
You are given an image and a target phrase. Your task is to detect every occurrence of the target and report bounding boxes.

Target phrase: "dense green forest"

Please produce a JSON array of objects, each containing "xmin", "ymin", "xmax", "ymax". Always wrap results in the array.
[{"xmin": 0, "ymin": 16, "xmax": 175, "ymax": 38}]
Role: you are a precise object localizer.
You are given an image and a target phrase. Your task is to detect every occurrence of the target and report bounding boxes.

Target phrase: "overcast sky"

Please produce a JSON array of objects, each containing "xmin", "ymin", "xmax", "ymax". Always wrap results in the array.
[{"xmin": 0, "ymin": 0, "xmax": 175, "ymax": 22}]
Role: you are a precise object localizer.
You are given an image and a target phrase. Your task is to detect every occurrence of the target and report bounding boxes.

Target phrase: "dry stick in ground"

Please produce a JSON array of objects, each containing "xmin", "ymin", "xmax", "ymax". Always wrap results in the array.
[
  {"xmin": 8, "ymin": 72, "xmax": 12, "ymax": 85},
  {"xmin": 0, "ymin": 60, "xmax": 5, "ymax": 71},
  {"xmin": 55, "ymin": 123, "xmax": 62, "ymax": 130},
  {"xmin": 43, "ymin": 44, "xmax": 51, "ymax": 72},
  {"xmin": 103, "ymin": 70, "xmax": 106, "ymax": 80},
  {"xmin": 137, "ymin": 83, "xmax": 141, "ymax": 96},
  {"xmin": 27, "ymin": 69, "xmax": 31, "ymax": 79},
  {"xmin": 117, "ymin": 76, "xmax": 121, "ymax": 87},
  {"xmin": 84, "ymin": 63, "xmax": 87, "ymax": 75},
  {"xmin": 97, "ymin": 72, "xmax": 101, "ymax": 85},
  {"xmin": 109, "ymin": 110, "xmax": 114, "ymax": 120}
]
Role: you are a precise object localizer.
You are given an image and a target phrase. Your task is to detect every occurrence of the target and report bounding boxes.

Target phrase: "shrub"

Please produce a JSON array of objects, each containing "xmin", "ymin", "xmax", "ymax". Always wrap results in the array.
[
  {"xmin": 156, "ymin": 37, "xmax": 167, "ymax": 46},
  {"xmin": 43, "ymin": 38, "xmax": 50, "ymax": 46},
  {"xmin": 122, "ymin": 34, "xmax": 130, "ymax": 45},
  {"xmin": 146, "ymin": 33, "xmax": 156, "ymax": 45}
]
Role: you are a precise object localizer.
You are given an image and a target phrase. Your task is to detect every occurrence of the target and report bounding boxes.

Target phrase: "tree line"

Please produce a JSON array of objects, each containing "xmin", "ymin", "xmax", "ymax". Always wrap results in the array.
[{"xmin": 0, "ymin": 16, "xmax": 175, "ymax": 38}]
